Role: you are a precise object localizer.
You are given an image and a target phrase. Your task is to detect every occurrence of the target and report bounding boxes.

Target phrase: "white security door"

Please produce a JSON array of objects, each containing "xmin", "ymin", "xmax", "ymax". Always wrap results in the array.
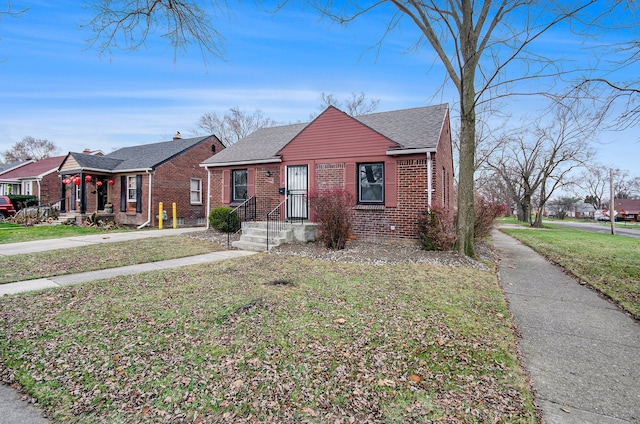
[{"xmin": 286, "ymin": 165, "xmax": 308, "ymax": 220}]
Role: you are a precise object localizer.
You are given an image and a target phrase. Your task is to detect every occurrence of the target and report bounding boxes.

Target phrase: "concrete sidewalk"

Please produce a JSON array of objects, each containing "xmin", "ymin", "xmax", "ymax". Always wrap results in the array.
[
  {"xmin": 493, "ymin": 230, "xmax": 640, "ymax": 424},
  {"xmin": 0, "ymin": 250, "xmax": 257, "ymax": 296}
]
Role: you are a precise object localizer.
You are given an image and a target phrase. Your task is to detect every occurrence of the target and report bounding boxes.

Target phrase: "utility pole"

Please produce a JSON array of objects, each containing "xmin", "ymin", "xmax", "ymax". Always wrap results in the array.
[{"xmin": 610, "ymin": 168, "xmax": 615, "ymax": 235}]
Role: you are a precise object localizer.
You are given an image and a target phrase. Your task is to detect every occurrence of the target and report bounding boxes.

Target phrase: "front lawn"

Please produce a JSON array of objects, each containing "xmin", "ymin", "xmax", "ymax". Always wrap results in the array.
[
  {"xmin": 0, "ymin": 236, "xmax": 222, "ymax": 284},
  {"xmin": 502, "ymin": 226, "xmax": 640, "ymax": 319},
  {"xmin": 0, "ymin": 222, "xmax": 130, "ymax": 244},
  {"xmin": 0, "ymin": 254, "xmax": 537, "ymax": 423}
]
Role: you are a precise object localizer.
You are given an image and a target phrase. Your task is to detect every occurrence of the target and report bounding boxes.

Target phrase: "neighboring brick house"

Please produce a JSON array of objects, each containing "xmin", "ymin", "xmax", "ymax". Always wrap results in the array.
[
  {"xmin": 0, "ymin": 156, "xmax": 65, "ymax": 204},
  {"xmin": 58, "ymin": 134, "xmax": 225, "ymax": 228},
  {"xmin": 613, "ymin": 198, "xmax": 640, "ymax": 222},
  {"xmin": 200, "ymin": 104, "xmax": 455, "ymax": 242}
]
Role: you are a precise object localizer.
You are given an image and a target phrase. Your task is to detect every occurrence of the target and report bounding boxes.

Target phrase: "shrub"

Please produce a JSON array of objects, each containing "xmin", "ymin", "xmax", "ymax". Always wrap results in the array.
[
  {"xmin": 8, "ymin": 194, "xmax": 38, "ymax": 211},
  {"xmin": 209, "ymin": 206, "xmax": 240, "ymax": 232},
  {"xmin": 474, "ymin": 197, "xmax": 509, "ymax": 239},
  {"xmin": 309, "ymin": 188, "xmax": 354, "ymax": 250},
  {"xmin": 418, "ymin": 205, "xmax": 456, "ymax": 251}
]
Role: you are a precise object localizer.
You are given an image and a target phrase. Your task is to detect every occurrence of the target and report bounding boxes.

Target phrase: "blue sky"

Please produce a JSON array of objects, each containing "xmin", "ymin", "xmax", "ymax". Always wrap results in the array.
[{"xmin": 0, "ymin": 1, "xmax": 638, "ymax": 175}]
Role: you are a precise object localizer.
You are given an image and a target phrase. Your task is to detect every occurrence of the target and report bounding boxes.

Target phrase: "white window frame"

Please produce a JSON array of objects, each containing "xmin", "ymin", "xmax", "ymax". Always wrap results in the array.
[
  {"xmin": 358, "ymin": 162, "xmax": 384, "ymax": 204},
  {"xmin": 190, "ymin": 178, "xmax": 202, "ymax": 205},
  {"xmin": 232, "ymin": 169, "xmax": 248, "ymax": 202},
  {"xmin": 127, "ymin": 176, "xmax": 137, "ymax": 202}
]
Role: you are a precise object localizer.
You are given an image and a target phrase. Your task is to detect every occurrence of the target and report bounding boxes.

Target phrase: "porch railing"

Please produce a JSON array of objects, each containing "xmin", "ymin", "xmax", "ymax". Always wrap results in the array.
[
  {"xmin": 228, "ymin": 196, "xmax": 256, "ymax": 248},
  {"xmin": 266, "ymin": 194, "xmax": 306, "ymax": 250}
]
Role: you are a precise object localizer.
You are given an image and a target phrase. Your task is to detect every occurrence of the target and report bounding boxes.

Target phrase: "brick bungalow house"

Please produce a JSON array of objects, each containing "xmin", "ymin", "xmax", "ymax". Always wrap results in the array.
[
  {"xmin": 58, "ymin": 134, "xmax": 225, "ymax": 228},
  {"xmin": 613, "ymin": 198, "xmax": 640, "ymax": 222},
  {"xmin": 200, "ymin": 104, "xmax": 454, "ymax": 244},
  {"xmin": 0, "ymin": 156, "xmax": 65, "ymax": 205}
]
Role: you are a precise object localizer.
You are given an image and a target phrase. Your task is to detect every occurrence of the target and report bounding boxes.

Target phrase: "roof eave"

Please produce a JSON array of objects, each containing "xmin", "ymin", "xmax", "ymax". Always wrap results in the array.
[
  {"xmin": 61, "ymin": 167, "xmax": 153, "ymax": 174},
  {"xmin": 386, "ymin": 148, "xmax": 436, "ymax": 156},
  {"xmin": 201, "ymin": 158, "xmax": 282, "ymax": 168}
]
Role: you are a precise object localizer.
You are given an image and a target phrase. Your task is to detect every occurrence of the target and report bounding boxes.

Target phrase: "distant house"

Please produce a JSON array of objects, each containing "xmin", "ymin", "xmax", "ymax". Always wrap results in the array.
[
  {"xmin": 0, "ymin": 156, "xmax": 65, "ymax": 204},
  {"xmin": 201, "ymin": 104, "xmax": 455, "ymax": 243},
  {"xmin": 614, "ymin": 198, "xmax": 640, "ymax": 222},
  {"xmin": 0, "ymin": 160, "xmax": 36, "ymax": 195},
  {"xmin": 58, "ymin": 134, "xmax": 225, "ymax": 228}
]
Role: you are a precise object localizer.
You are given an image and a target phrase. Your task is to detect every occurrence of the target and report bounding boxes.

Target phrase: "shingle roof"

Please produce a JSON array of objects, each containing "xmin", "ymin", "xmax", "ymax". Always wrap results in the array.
[
  {"xmin": 67, "ymin": 135, "xmax": 216, "ymax": 172},
  {"xmin": 201, "ymin": 123, "xmax": 307, "ymax": 166},
  {"xmin": 354, "ymin": 104, "xmax": 448, "ymax": 150},
  {"xmin": 201, "ymin": 104, "xmax": 448, "ymax": 166},
  {"xmin": 0, "ymin": 156, "xmax": 65, "ymax": 179},
  {"xmin": 0, "ymin": 160, "xmax": 34, "ymax": 175}
]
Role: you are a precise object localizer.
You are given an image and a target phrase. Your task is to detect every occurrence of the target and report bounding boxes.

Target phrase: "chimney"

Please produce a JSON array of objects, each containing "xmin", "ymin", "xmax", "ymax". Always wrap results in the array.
[{"xmin": 173, "ymin": 131, "xmax": 181, "ymax": 140}]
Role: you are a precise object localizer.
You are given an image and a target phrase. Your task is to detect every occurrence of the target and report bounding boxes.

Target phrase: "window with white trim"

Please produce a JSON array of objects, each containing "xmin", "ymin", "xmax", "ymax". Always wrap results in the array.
[
  {"xmin": 232, "ymin": 169, "xmax": 248, "ymax": 202},
  {"xmin": 190, "ymin": 178, "xmax": 202, "ymax": 204},
  {"xmin": 127, "ymin": 176, "xmax": 137, "ymax": 202},
  {"xmin": 358, "ymin": 163, "xmax": 384, "ymax": 204}
]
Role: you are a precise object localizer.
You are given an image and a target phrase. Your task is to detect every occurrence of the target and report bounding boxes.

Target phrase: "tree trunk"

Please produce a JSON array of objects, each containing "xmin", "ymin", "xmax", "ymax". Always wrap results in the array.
[{"xmin": 456, "ymin": 86, "xmax": 477, "ymax": 257}]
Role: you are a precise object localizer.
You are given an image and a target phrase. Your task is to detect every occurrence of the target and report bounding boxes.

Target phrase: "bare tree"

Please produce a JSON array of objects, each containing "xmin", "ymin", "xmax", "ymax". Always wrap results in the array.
[
  {"xmin": 578, "ymin": 164, "xmax": 609, "ymax": 210},
  {"xmin": 0, "ymin": 2, "xmax": 28, "ymax": 56},
  {"xmin": 483, "ymin": 105, "xmax": 596, "ymax": 226},
  {"xmin": 531, "ymin": 107, "xmax": 596, "ymax": 227},
  {"xmin": 196, "ymin": 107, "xmax": 278, "ymax": 147},
  {"xmin": 572, "ymin": 0, "xmax": 640, "ymax": 130},
  {"xmin": 314, "ymin": 0, "xmax": 598, "ymax": 256},
  {"xmin": 84, "ymin": 0, "xmax": 225, "ymax": 63},
  {"xmin": 2, "ymin": 136, "xmax": 59, "ymax": 162},
  {"xmin": 311, "ymin": 92, "xmax": 380, "ymax": 119}
]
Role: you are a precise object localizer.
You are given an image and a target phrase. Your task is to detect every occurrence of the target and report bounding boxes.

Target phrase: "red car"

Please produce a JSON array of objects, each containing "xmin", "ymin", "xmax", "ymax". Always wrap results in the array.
[{"xmin": 0, "ymin": 196, "xmax": 17, "ymax": 219}]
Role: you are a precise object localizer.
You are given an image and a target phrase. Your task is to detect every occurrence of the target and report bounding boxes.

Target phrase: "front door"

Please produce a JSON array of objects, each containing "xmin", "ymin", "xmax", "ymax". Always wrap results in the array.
[
  {"xmin": 97, "ymin": 178, "xmax": 108, "ymax": 210},
  {"xmin": 286, "ymin": 165, "xmax": 308, "ymax": 220}
]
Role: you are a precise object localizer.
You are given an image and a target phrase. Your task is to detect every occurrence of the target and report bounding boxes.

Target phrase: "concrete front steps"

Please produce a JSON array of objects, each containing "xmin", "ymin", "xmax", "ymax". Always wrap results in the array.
[{"xmin": 232, "ymin": 221, "xmax": 318, "ymax": 252}]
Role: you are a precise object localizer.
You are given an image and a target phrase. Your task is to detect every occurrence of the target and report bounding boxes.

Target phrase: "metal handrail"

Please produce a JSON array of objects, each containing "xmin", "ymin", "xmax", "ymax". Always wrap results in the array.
[
  {"xmin": 266, "ymin": 196, "xmax": 288, "ymax": 251},
  {"xmin": 227, "ymin": 196, "xmax": 256, "ymax": 248}
]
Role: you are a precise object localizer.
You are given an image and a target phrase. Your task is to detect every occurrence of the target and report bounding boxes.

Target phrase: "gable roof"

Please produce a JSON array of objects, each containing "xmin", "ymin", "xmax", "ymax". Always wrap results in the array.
[
  {"xmin": 614, "ymin": 198, "xmax": 640, "ymax": 214},
  {"xmin": 201, "ymin": 104, "xmax": 449, "ymax": 167},
  {"xmin": 62, "ymin": 135, "xmax": 218, "ymax": 173},
  {"xmin": 201, "ymin": 123, "xmax": 307, "ymax": 167},
  {"xmin": 0, "ymin": 160, "xmax": 35, "ymax": 175},
  {"xmin": 0, "ymin": 156, "xmax": 66, "ymax": 180}
]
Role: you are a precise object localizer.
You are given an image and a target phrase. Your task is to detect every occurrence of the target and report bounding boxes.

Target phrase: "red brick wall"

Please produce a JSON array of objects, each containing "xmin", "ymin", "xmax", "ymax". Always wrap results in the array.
[
  {"xmin": 433, "ymin": 111, "xmax": 455, "ymax": 217},
  {"xmin": 315, "ymin": 163, "xmax": 345, "ymax": 190},
  {"xmin": 313, "ymin": 158, "xmax": 429, "ymax": 243},
  {"xmin": 150, "ymin": 138, "xmax": 224, "ymax": 227},
  {"xmin": 208, "ymin": 164, "xmax": 281, "ymax": 220}
]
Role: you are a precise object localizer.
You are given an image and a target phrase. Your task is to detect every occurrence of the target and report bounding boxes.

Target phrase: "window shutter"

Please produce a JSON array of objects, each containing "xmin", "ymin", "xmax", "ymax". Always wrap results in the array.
[
  {"xmin": 222, "ymin": 170, "xmax": 231, "ymax": 203},
  {"xmin": 120, "ymin": 176, "xmax": 126, "ymax": 212},
  {"xmin": 247, "ymin": 168, "xmax": 255, "ymax": 197},
  {"xmin": 385, "ymin": 161, "xmax": 397, "ymax": 207},
  {"xmin": 136, "ymin": 175, "xmax": 143, "ymax": 213},
  {"xmin": 345, "ymin": 163, "xmax": 356, "ymax": 202}
]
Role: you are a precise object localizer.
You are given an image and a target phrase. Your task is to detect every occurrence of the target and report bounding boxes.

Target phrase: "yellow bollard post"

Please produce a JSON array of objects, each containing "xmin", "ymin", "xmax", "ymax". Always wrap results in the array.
[
  {"xmin": 172, "ymin": 202, "xmax": 177, "ymax": 229},
  {"xmin": 158, "ymin": 202, "xmax": 163, "ymax": 229}
]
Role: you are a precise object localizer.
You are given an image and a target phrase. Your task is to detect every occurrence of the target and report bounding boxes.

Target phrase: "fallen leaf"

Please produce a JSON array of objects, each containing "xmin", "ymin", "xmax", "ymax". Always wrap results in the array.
[
  {"xmin": 334, "ymin": 318, "xmax": 346, "ymax": 324},
  {"xmin": 408, "ymin": 374, "xmax": 423, "ymax": 383},
  {"xmin": 302, "ymin": 407, "xmax": 319, "ymax": 417},
  {"xmin": 377, "ymin": 379, "xmax": 396, "ymax": 388}
]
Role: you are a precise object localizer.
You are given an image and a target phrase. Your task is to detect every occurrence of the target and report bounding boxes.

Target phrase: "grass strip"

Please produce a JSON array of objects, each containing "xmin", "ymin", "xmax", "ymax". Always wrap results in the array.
[
  {"xmin": 0, "ymin": 254, "xmax": 537, "ymax": 423},
  {"xmin": 502, "ymin": 225, "xmax": 640, "ymax": 319},
  {"xmin": 0, "ymin": 236, "xmax": 221, "ymax": 284},
  {"xmin": 0, "ymin": 223, "xmax": 131, "ymax": 244}
]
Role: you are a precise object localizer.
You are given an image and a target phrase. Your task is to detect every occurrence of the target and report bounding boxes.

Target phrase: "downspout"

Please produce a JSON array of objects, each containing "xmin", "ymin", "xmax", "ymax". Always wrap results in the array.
[
  {"xmin": 206, "ymin": 167, "xmax": 211, "ymax": 229},
  {"xmin": 136, "ymin": 171, "xmax": 153, "ymax": 229},
  {"xmin": 427, "ymin": 154, "xmax": 433, "ymax": 209}
]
